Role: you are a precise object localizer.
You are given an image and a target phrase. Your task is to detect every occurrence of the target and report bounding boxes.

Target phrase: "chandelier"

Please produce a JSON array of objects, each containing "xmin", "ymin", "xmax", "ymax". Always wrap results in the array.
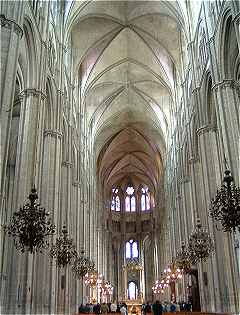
[
  {"xmin": 99, "ymin": 280, "xmax": 113, "ymax": 295},
  {"xmin": 163, "ymin": 262, "xmax": 183, "ymax": 283},
  {"xmin": 188, "ymin": 218, "xmax": 214, "ymax": 264},
  {"xmin": 84, "ymin": 270, "xmax": 101, "ymax": 287},
  {"xmin": 152, "ymin": 280, "xmax": 165, "ymax": 294},
  {"xmin": 209, "ymin": 170, "xmax": 240, "ymax": 233},
  {"xmin": 5, "ymin": 188, "xmax": 55, "ymax": 253},
  {"xmin": 175, "ymin": 242, "xmax": 191, "ymax": 273},
  {"xmin": 71, "ymin": 250, "xmax": 94, "ymax": 279},
  {"xmin": 49, "ymin": 225, "xmax": 77, "ymax": 268},
  {"xmin": 124, "ymin": 258, "xmax": 143, "ymax": 271}
]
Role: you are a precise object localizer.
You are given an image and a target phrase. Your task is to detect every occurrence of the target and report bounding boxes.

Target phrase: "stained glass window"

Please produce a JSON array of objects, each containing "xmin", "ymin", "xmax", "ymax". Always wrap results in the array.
[
  {"xmin": 125, "ymin": 240, "xmax": 138, "ymax": 258},
  {"xmin": 141, "ymin": 187, "xmax": 150, "ymax": 211},
  {"xmin": 131, "ymin": 196, "xmax": 136, "ymax": 212},
  {"xmin": 116, "ymin": 196, "xmax": 120, "ymax": 212},
  {"xmin": 146, "ymin": 195, "xmax": 150, "ymax": 210},
  {"xmin": 141, "ymin": 195, "xmax": 146, "ymax": 211},
  {"xmin": 128, "ymin": 282, "xmax": 138, "ymax": 300},
  {"xmin": 125, "ymin": 196, "xmax": 130, "ymax": 212},
  {"xmin": 125, "ymin": 185, "xmax": 135, "ymax": 212},
  {"xmin": 126, "ymin": 186, "xmax": 134, "ymax": 195},
  {"xmin": 126, "ymin": 242, "xmax": 131, "ymax": 258},
  {"xmin": 111, "ymin": 188, "xmax": 120, "ymax": 211},
  {"xmin": 132, "ymin": 242, "xmax": 138, "ymax": 257}
]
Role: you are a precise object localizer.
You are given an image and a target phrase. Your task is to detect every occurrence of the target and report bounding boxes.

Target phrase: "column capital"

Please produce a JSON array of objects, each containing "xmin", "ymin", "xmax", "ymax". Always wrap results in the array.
[
  {"xmin": 62, "ymin": 161, "xmax": 72, "ymax": 168},
  {"xmin": 19, "ymin": 88, "xmax": 46, "ymax": 100},
  {"xmin": 196, "ymin": 124, "xmax": 217, "ymax": 136},
  {"xmin": 212, "ymin": 79, "xmax": 240, "ymax": 91},
  {"xmin": 44, "ymin": 129, "xmax": 63, "ymax": 138},
  {"xmin": 233, "ymin": 12, "xmax": 240, "ymax": 25},
  {"xmin": 189, "ymin": 155, "xmax": 199, "ymax": 163},
  {"xmin": 180, "ymin": 176, "xmax": 190, "ymax": 183},
  {"xmin": 0, "ymin": 14, "xmax": 23, "ymax": 38},
  {"xmin": 73, "ymin": 181, "xmax": 81, "ymax": 188}
]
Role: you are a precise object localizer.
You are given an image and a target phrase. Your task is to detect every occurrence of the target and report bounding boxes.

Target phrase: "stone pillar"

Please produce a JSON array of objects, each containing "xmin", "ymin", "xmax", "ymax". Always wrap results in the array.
[
  {"xmin": 213, "ymin": 80, "xmax": 239, "ymax": 181},
  {"xmin": 197, "ymin": 126, "xmax": 222, "ymax": 312},
  {"xmin": 0, "ymin": 4, "xmax": 24, "ymax": 214},
  {"xmin": 38, "ymin": 129, "xmax": 62, "ymax": 315}
]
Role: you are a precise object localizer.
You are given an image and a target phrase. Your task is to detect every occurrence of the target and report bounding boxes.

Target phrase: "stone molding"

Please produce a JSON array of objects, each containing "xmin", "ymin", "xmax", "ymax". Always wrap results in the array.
[
  {"xmin": 62, "ymin": 161, "xmax": 72, "ymax": 168},
  {"xmin": 189, "ymin": 155, "xmax": 199, "ymax": 163},
  {"xmin": 19, "ymin": 88, "xmax": 46, "ymax": 100},
  {"xmin": 179, "ymin": 176, "xmax": 190, "ymax": 183},
  {"xmin": 57, "ymin": 89, "xmax": 65, "ymax": 97},
  {"xmin": 73, "ymin": 182, "xmax": 81, "ymax": 188},
  {"xmin": 212, "ymin": 79, "xmax": 240, "ymax": 91},
  {"xmin": 0, "ymin": 14, "xmax": 23, "ymax": 38},
  {"xmin": 233, "ymin": 12, "xmax": 240, "ymax": 25},
  {"xmin": 44, "ymin": 129, "xmax": 62, "ymax": 138},
  {"xmin": 196, "ymin": 124, "xmax": 217, "ymax": 136}
]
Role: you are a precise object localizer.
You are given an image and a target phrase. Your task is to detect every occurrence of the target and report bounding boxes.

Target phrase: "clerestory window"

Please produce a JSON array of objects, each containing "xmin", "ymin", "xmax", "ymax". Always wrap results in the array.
[
  {"xmin": 111, "ymin": 188, "xmax": 120, "ymax": 212},
  {"xmin": 125, "ymin": 185, "xmax": 136, "ymax": 212},
  {"xmin": 126, "ymin": 239, "xmax": 138, "ymax": 258}
]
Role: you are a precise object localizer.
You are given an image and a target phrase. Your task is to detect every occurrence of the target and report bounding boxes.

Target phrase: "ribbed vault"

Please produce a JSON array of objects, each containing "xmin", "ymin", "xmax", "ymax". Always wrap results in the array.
[{"xmin": 68, "ymin": 0, "xmax": 186, "ymax": 195}]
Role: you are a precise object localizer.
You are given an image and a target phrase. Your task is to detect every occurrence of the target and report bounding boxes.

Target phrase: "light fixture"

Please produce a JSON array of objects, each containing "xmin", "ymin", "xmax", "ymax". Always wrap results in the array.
[
  {"xmin": 163, "ymin": 262, "xmax": 182, "ymax": 282},
  {"xmin": 175, "ymin": 242, "xmax": 191, "ymax": 273},
  {"xmin": 152, "ymin": 280, "xmax": 165, "ymax": 294},
  {"xmin": 5, "ymin": 187, "xmax": 55, "ymax": 253},
  {"xmin": 99, "ymin": 279, "xmax": 113, "ymax": 296},
  {"xmin": 71, "ymin": 249, "xmax": 94, "ymax": 278},
  {"xmin": 188, "ymin": 218, "xmax": 214, "ymax": 264},
  {"xmin": 209, "ymin": 170, "xmax": 240, "ymax": 233},
  {"xmin": 84, "ymin": 270, "xmax": 101, "ymax": 287},
  {"xmin": 50, "ymin": 225, "xmax": 77, "ymax": 268}
]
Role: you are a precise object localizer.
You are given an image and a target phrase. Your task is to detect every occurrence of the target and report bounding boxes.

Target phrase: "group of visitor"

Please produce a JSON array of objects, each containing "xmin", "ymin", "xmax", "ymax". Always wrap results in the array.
[
  {"xmin": 78, "ymin": 302, "xmax": 127, "ymax": 314},
  {"xmin": 78, "ymin": 300, "xmax": 192, "ymax": 314},
  {"xmin": 142, "ymin": 301, "xmax": 192, "ymax": 314}
]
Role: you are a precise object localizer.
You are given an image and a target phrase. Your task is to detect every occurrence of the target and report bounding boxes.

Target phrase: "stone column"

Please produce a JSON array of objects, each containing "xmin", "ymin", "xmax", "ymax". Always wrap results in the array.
[
  {"xmin": 197, "ymin": 125, "xmax": 222, "ymax": 312},
  {"xmin": 38, "ymin": 129, "xmax": 62, "ymax": 315},
  {"xmin": 0, "ymin": 4, "xmax": 24, "ymax": 214}
]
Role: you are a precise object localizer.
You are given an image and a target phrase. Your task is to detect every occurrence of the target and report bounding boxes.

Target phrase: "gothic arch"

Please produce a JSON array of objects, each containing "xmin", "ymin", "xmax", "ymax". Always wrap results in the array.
[
  {"xmin": 218, "ymin": 9, "xmax": 239, "ymax": 79},
  {"xmin": 22, "ymin": 17, "xmax": 38, "ymax": 85},
  {"xmin": 45, "ymin": 79, "xmax": 54, "ymax": 130}
]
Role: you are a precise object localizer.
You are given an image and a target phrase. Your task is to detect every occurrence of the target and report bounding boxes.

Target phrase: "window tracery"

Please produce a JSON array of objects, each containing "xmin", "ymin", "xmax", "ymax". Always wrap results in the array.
[
  {"xmin": 141, "ymin": 187, "xmax": 150, "ymax": 211},
  {"xmin": 111, "ymin": 188, "xmax": 120, "ymax": 212},
  {"xmin": 125, "ymin": 239, "xmax": 139, "ymax": 259},
  {"xmin": 125, "ymin": 185, "xmax": 136, "ymax": 212}
]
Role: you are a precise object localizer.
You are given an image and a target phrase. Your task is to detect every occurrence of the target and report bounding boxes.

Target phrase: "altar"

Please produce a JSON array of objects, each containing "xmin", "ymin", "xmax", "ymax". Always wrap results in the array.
[{"xmin": 126, "ymin": 299, "xmax": 143, "ymax": 315}]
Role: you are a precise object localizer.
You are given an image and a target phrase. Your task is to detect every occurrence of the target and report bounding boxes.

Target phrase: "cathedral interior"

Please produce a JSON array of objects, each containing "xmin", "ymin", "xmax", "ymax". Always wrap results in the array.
[{"xmin": 0, "ymin": 0, "xmax": 239, "ymax": 314}]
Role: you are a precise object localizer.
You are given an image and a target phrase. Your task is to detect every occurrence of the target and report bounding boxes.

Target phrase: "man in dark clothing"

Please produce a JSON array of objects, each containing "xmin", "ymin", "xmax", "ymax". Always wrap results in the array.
[
  {"xmin": 93, "ymin": 303, "xmax": 101, "ymax": 314},
  {"xmin": 152, "ymin": 301, "xmax": 162, "ymax": 315},
  {"xmin": 145, "ymin": 302, "xmax": 152, "ymax": 314}
]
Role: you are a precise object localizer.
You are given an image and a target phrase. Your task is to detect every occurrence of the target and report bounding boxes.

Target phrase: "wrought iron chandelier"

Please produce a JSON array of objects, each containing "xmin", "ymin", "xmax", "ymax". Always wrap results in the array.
[
  {"xmin": 49, "ymin": 225, "xmax": 77, "ymax": 268},
  {"xmin": 209, "ymin": 170, "xmax": 240, "ymax": 233},
  {"xmin": 163, "ymin": 262, "xmax": 183, "ymax": 283},
  {"xmin": 5, "ymin": 187, "xmax": 55, "ymax": 253},
  {"xmin": 188, "ymin": 218, "xmax": 214, "ymax": 264},
  {"xmin": 175, "ymin": 242, "xmax": 191, "ymax": 273},
  {"xmin": 152, "ymin": 280, "xmax": 165, "ymax": 294},
  {"xmin": 71, "ymin": 249, "xmax": 94, "ymax": 279},
  {"xmin": 84, "ymin": 270, "xmax": 101, "ymax": 287},
  {"xmin": 99, "ymin": 279, "xmax": 113, "ymax": 296}
]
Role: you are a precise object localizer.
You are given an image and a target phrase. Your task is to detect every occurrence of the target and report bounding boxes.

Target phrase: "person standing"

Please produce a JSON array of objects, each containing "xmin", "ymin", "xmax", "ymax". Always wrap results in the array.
[{"xmin": 152, "ymin": 301, "xmax": 163, "ymax": 315}]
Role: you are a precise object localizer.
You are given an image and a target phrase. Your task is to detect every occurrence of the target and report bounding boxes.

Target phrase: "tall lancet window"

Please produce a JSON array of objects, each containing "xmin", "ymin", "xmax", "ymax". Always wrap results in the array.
[
  {"xmin": 125, "ymin": 239, "xmax": 138, "ymax": 258},
  {"xmin": 125, "ymin": 185, "xmax": 136, "ymax": 212},
  {"xmin": 128, "ymin": 281, "xmax": 138, "ymax": 300},
  {"xmin": 141, "ymin": 187, "xmax": 150, "ymax": 211},
  {"xmin": 111, "ymin": 188, "xmax": 120, "ymax": 212}
]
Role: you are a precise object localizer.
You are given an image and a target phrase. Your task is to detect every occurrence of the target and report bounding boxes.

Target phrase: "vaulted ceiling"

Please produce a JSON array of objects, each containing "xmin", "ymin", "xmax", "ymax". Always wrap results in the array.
[{"xmin": 68, "ymin": 1, "xmax": 186, "ymax": 194}]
